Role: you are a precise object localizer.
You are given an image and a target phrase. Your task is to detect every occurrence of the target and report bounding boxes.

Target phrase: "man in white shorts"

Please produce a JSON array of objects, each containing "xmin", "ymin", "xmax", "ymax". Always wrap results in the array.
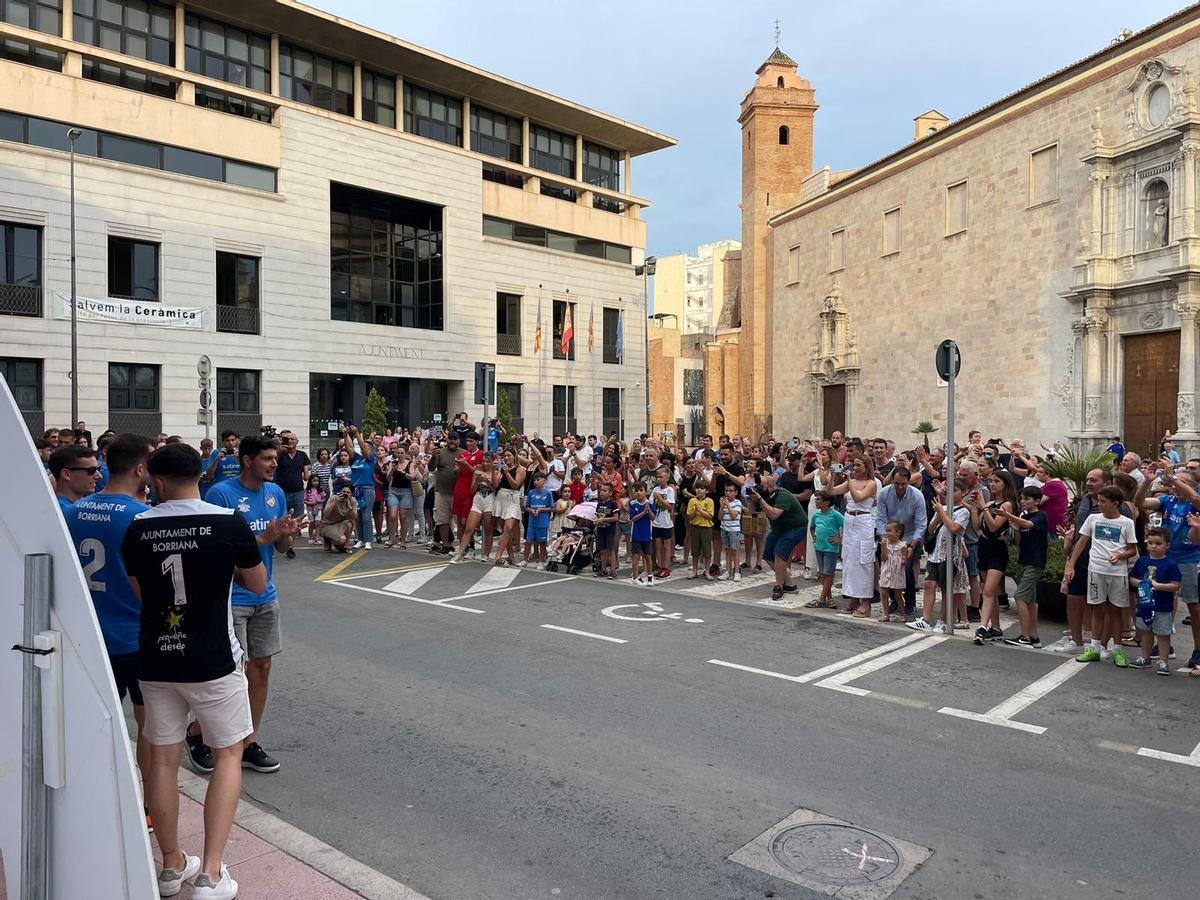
[{"xmin": 122, "ymin": 443, "xmax": 269, "ymax": 899}]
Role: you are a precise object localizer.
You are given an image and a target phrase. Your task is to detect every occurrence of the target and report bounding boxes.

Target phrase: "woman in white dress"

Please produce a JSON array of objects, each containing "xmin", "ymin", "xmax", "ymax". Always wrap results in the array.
[
  {"xmin": 802, "ymin": 447, "xmax": 834, "ymax": 577},
  {"xmin": 826, "ymin": 453, "xmax": 878, "ymax": 617}
]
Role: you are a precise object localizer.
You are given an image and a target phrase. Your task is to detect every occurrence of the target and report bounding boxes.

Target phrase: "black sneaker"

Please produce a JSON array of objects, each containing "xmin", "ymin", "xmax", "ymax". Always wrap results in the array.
[
  {"xmin": 1002, "ymin": 635, "xmax": 1027, "ymax": 646},
  {"xmin": 740, "ymin": 562, "xmax": 750, "ymax": 570},
  {"xmin": 427, "ymin": 542, "xmax": 442, "ymax": 554},
  {"xmin": 185, "ymin": 727, "xmax": 214, "ymax": 775},
  {"xmin": 1149, "ymin": 644, "xmax": 1176, "ymax": 660},
  {"xmin": 781, "ymin": 583, "xmax": 799, "ymax": 593},
  {"xmin": 967, "ymin": 608, "xmax": 982, "ymax": 623},
  {"xmin": 973, "ymin": 627, "xmax": 987, "ymax": 646},
  {"xmin": 242, "ymin": 741, "xmax": 280, "ymax": 773},
  {"xmin": 771, "ymin": 585, "xmax": 784, "ymax": 601},
  {"xmin": 986, "ymin": 626, "xmax": 1004, "ymax": 641},
  {"xmin": 286, "ymin": 548, "xmax": 296, "ymax": 560}
]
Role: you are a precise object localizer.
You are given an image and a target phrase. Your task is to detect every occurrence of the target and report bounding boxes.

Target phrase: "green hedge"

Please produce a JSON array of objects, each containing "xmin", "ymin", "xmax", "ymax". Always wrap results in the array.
[{"xmin": 1005, "ymin": 539, "xmax": 1066, "ymax": 583}]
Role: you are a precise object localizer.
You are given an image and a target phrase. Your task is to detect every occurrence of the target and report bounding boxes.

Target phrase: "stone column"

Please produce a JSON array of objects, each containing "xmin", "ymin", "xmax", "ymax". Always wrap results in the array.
[
  {"xmin": 623, "ymin": 150, "xmax": 631, "ymax": 195},
  {"xmin": 270, "ymin": 34, "xmax": 280, "ymax": 96},
  {"xmin": 1183, "ymin": 142, "xmax": 1198, "ymax": 238},
  {"xmin": 521, "ymin": 116, "xmax": 530, "ymax": 168},
  {"xmin": 174, "ymin": 3, "xmax": 185, "ymax": 69},
  {"xmin": 1088, "ymin": 171, "xmax": 1106, "ymax": 256},
  {"xmin": 574, "ymin": 134, "xmax": 583, "ymax": 182},
  {"xmin": 461, "ymin": 96, "xmax": 470, "ymax": 149},
  {"xmin": 845, "ymin": 375, "xmax": 859, "ymax": 436},
  {"xmin": 1176, "ymin": 297, "xmax": 1199, "ymax": 442},
  {"xmin": 62, "ymin": 0, "xmax": 73, "ymax": 40},
  {"xmin": 1074, "ymin": 313, "xmax": 1108, "ymax": 435},
  {"xmin": 352, "ymin": 61, "xmax": 362, "ymax": 119}
]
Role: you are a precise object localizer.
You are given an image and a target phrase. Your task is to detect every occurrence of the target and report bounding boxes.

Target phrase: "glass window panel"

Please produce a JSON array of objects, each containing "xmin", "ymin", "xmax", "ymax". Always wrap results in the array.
[
  {"xmin": 125, "ymin": 1, "xmax": 147, "ymax": 32},
  {"xmin": 546, "ymin": 231, "xmax": 574, "ymax": 253},
  {"xmin": 97, "ymin": 24, "xmax": 120, "ymax": 50},
  {"xmin": 100, "ymin": 132, "xmax": 160, "ymax": 168},
  {"xmin": 224, "ymin": 160, "xmax": 275, "ymax": 191},
  {"xmin": 133, "ymin": 365, "xmax": 155, "ymax": 387},
  {"xmin": 0, "ymin": 112, "xmax": 23, "ymax": 143},
  {"xmin": 163, "ymin": 144, "xmax": 222, "ymax": 180},
  {"xmin": 109, "ymin": 365, "xmax": 129, "ymax": 387},
  {"xmin": 97, "ymin": 0, "xmax": 120, "ymax": 23},
  {"xmin": 226, "ymin": 30, "xmax": 246, "ymax": 60}
]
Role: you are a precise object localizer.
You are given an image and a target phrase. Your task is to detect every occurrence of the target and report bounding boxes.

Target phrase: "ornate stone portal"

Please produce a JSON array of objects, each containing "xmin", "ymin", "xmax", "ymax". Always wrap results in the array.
[{"xmin": 806, "ymin": 274, "xmax": 861, "ymax": 435}]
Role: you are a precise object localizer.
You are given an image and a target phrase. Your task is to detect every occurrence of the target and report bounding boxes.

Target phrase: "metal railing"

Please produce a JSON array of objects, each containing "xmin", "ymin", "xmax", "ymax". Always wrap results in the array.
[
  {"xmin": 216, "ymin": 305, "xmax": 260, "ymax": 335},
  {"xmin": 496, "ymin": 332, "xmax": 521, "ymax": 355},
  {"xmin": 0, "ymin": 283, "xmax": 42, "ymax": 316}
]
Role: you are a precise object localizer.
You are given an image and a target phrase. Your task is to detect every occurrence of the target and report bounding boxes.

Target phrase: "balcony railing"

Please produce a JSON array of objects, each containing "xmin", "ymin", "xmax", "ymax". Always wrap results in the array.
[
  {"xmin": 0, "ymin": 283, "xmax": 42, "ymax": 316},
  {"xmin": 216, "ymin": 304, "xmax": 260, "ymax": 334},
  {"xmin": 496, "ymin": 332, "xmax": 521, "ymax": 355}
]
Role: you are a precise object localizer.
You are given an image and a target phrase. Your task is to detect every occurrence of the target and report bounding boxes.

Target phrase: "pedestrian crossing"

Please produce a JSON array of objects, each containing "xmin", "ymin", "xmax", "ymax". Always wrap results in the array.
[{"xmin": 326, "ymin": 560, "xmax": 574, "ymax": 604}]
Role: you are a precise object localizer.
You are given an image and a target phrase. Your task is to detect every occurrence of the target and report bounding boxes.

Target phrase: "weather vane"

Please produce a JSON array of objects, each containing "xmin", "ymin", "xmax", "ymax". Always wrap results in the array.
[{"xmin": 774, "ymin": 18, "xmax": 781, "ymax": 48}]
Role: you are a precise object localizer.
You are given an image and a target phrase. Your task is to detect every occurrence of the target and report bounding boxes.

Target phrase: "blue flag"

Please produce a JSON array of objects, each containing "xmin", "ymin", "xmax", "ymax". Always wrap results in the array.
[{"xmin": 614, "ymin": 312, "xmax": 623, "ymax": 361}]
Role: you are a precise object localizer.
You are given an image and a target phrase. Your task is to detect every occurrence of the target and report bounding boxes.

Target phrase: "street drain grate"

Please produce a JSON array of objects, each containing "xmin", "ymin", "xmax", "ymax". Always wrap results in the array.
[{"xmin": 729, "ymin": 808, "xmax": 930, "ymax": 899}]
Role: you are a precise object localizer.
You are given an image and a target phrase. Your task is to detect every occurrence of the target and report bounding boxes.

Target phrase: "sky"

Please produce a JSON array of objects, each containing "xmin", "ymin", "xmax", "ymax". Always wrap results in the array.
[{"xmin": 313, "ymin": 0, "xmax": 1189, "ymax": 257}]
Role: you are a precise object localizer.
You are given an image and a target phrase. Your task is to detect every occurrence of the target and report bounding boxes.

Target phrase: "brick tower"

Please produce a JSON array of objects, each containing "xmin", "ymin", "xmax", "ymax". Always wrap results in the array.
[{"xmin": 737, "ymin": 47, "xmax": 817, "ymax": 437}]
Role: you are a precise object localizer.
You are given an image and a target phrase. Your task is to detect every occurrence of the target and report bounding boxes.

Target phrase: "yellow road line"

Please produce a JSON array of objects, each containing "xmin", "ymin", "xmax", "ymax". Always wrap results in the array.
[
  {"xmin": 315, "ymin": 549, "xmax": 366, "ymax": 582},
  {"xmin": 325, "ymin": 561, "xmax": 447, "ymax": 582}
]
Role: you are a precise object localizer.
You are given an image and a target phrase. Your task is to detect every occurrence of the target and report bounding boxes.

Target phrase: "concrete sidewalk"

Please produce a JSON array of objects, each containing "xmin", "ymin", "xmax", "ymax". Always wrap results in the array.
[{"xmin": 151, "ymin": 768, "xmax": 430, "ymax": 900}]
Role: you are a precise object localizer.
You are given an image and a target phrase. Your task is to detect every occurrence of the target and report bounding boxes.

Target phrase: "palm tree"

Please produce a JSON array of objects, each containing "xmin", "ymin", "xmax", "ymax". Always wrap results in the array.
[
  {"xmin": 911, "ymin": 421, "xmax": 939, "ymax": 450},
  {"xmin": 1039, "ymin": 445, "xmax": 1115, "ymax": 521}
]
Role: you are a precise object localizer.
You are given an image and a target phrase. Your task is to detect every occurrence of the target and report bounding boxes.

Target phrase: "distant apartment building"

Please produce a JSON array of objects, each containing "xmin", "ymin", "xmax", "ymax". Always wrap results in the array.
[{"xmin": 651, "ymin": 240, "xmax": 740, "ymax": 335}]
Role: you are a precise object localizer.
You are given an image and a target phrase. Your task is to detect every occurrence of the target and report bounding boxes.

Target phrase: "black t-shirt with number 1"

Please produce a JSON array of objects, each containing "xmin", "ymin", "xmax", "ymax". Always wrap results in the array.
[{"xmin": 121, "ymin": 499, "xmax": 261, "ymax": 683}]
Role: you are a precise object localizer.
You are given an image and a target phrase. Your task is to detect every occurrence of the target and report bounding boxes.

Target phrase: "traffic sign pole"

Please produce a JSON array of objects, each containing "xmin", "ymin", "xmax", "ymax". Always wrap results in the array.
[{"xmin": 945, "ymin": 362, "xmax": 955, "ymax": 636}]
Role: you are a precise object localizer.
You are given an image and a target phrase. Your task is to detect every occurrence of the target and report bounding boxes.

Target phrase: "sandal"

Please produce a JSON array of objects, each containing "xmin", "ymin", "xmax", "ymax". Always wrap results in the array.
[
  {"xmin": 805, "ymin": 599, "xmax": 831, "ymax": 609},
  {"xmin": 954, "ymin": 621, "xmax": 969, "ymax": 630},
  {"xmin": 1118, "ymin": 636, "xmax": 1140, "ymax": 647},
  {"xmin": 895, "ymin": 616, "xmax": 907, "ymax": 624},
  {"xmin": 877, "ymin": 615, "xmax": 892, "ymax": 623},
  {"xmin": 852, "ymin": 610, "xmax": 871, "ymax": 619}
]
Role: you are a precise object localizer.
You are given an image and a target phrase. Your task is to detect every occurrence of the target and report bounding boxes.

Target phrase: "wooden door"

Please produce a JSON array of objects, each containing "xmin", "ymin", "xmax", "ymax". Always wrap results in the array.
[
  {"xmin": 1123, "ymin": 331, "xmax": 1179, "ymax": 458},
  {"xmin": 823, "ymin": 384, "xmax": 846, "ymax": 439}
]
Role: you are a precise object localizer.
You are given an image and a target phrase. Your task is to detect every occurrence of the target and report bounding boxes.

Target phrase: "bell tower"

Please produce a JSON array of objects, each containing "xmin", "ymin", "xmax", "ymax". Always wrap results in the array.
[{"xmin": 737, "ymin": 45, "xmax": 817, "ymax": 437}]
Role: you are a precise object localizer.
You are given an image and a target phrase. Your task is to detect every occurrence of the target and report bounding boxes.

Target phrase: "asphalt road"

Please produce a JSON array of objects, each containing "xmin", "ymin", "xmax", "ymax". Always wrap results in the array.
[{"xmin": 228, "ymin": 545, "xmax": 1200, "ymax": 900}]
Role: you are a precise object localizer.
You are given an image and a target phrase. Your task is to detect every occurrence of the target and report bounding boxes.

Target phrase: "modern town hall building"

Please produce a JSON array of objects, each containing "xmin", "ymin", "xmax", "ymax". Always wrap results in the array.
[{"xmin": 0, "ymin": 0, "xmax": 673, "ymax": 447}]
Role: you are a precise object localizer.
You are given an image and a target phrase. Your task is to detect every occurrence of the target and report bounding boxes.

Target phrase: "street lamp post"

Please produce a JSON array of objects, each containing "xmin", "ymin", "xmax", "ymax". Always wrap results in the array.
[
  {"xmin": 635, "ymin": 256, "xmax": 656, "ymax": 437},
  {"xmin": 67, "ymin": 127, "xmax": 82, "ymax": 425}
]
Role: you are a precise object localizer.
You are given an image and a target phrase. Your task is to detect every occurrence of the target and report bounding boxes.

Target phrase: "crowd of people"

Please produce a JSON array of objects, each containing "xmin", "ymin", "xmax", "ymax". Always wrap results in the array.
[{"xmin": 35, "ymin": 417, "xmax": 1200, "ymax": 897}]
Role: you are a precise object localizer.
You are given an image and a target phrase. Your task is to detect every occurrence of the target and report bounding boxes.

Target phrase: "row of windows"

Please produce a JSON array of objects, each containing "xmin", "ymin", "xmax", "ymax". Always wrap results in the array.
[
  {"xmin": 495, "ymin": 292, "xmax": 623, "ymax": 363},
  {"xmin": 789, "ymin": 143, "xmax": 1062, "ymax": 278},
  {"xmin": 0, "ymin": 0, "xmax": 626, "ymax": 190},
  {"xmin": 483, "ymin": 216, "xmax": 632, "ymax": 264},
  {"xmin": 0, "ymin": 110, "xmax": 277, "ymax": 191}
]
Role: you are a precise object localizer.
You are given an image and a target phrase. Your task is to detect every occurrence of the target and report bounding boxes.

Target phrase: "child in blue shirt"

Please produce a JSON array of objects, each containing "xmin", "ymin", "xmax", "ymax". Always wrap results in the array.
[
  {"xmin": 524, "ymin": 473, "xmax": 553, "ymax": 568},
  {"xmin": 1129, "ymin": 526, "xmax": 1182, "ymax": 674},
  {"xmin": 629, "ymin": 482, "xmax": 655, "ymax": 585}
]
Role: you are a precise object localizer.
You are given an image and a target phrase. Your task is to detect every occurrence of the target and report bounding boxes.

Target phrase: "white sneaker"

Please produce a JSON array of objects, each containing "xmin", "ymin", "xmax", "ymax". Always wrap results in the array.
[
  {"xmin": 648, "ymin": 575, "xmax": 656, "ymax": 586},
  {"xmin": 932, "ymin": 620, "xmax": 948, "ymax": 634},
  {"xmin": 733, "ymin": 572, "xmax": 742, "ymax": 582},
  {"xmin": 350, "ymin": 540, "xmax": 363, "ymax": 550},
  {"xmin": 906, "ymin": 619, "xmax": 934, "ymax": 632},
  {"xmin": 158, "ymin": 854, "xmax": 200, "ymax": 897},
  {"xmin": 1048, "ymin": 639, "xmax": 1084, "ymax": 654},
  {"xmin": 364, "ymin": 542, "xmax": 372, "ymax": 550},
  {"xmin": 517, "ymin": 559, "xmax": 528, "ymax": 568},
  {"xmin": 192, "ymin": 864, "xmax": 238, "ymax": 900}
]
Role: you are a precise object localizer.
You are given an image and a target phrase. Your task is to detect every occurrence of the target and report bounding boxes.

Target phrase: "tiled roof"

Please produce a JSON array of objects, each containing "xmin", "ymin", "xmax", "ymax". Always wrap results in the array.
[{"xmin": 762, "ymin": 46, "xmax": 798, "ymax": 68}]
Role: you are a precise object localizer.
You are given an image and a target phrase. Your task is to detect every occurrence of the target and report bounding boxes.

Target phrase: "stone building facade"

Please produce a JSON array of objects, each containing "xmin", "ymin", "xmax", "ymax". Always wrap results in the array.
[{"xmin": 766, "ymin": 9, "xmax": 1200, "ymax": 459}]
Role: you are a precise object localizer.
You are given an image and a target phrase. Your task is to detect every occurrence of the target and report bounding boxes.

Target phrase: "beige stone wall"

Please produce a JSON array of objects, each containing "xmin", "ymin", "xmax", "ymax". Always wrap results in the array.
[
  {"xmin": 650, "ymin": 253, "xmax": 686, "ymax": 323},
  {"xmin": 769, "ymin": 25, "xmax": 1200, "ymax": 447}
]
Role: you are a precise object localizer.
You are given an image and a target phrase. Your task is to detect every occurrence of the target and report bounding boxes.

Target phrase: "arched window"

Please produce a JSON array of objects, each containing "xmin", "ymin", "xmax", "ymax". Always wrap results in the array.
[
  {"xmin": 778, "ymin": 125, "xmax": 789, "ymax": 146},
  {"xmin": 777, "ymin": 76, "xmax": 784, "ymax": 88}
]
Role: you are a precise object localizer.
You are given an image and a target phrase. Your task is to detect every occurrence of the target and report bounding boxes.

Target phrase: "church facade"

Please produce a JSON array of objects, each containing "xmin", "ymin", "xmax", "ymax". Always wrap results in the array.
[{"xmin": 753, "ymin": 8, "xmax": 1200, "ymax": 459}]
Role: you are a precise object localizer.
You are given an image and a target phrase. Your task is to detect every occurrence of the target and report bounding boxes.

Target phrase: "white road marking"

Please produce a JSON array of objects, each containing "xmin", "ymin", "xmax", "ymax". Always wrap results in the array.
[
  {"xmin": 540, "ymin": 624, "xmax": 627, "ymax": 644},
  {"xmin": 383, "ymin": 565, "xmax": 446, "ymax": 596},
  {"xmin": 795, "ymin": 633, "xmax": 927, "ymax": 683},
  {"xmin": 680, "ymin": 572, "xmax": 777, "ymax": 595},
  {"xmin": 331, "ymin": 580, "xmax": 485, "ymax": 614},
  {"xmin": 465, "ymin": 565, "xmax": 522, "ymax": 594},
  {"xmin": 1136, "ymin": 740, "xmax": 1200, "ymax": 767},
  {"xmin": 939, "ymin": 660, "xmax": 1085, "ymax": 735},
  {"xmin": 436, "ymin": 576, "xmax": 577, "ymax": 603},
  {"xmin": 815, "ymin": 636, "xmax": 948, "ymax": 696},
  {"xmin": 707, "ymin": 660, "xmax": 808, "ymax": 683}
]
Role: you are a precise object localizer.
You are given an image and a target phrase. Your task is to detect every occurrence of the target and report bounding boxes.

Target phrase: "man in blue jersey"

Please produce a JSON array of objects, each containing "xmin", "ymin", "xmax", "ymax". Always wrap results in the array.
[
  {"xmin": 65, "ymin": 433, "xmax": 155, "ymax": 818},
  {"xmin": 1135, "ymin": 469, "xmax": 1200, "ymax": 666},
  {"xmin": 202, "ymin": 435, "xmax": 304, "ymax": 774},
  {"xmin": 49, "ymin": 444, "xmax": 101, "ymax": 514},
  {"xmin": 201, "ymin": 431, "xmax": 242, "ymax": 499}
]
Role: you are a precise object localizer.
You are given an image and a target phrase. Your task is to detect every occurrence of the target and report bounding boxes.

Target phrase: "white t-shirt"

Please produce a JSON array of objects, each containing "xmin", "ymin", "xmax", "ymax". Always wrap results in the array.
[
  {"xmin": 929, "ymin": 507, "xmax": 970, "ymax": 564},
  {"xmin": 720, "ymin": 498, "xmax": 742, "ymax": 531},
  {"xmin": 1080, "ymin": 514, "xmax": 1136, "ymax": 575},
  {"xmin": 651, "ymin": 485, "xmax": 675, "ymax": 529},
  {"xmin": 545, "ymin": 458, "xmax": 566, "ymax": 492}
]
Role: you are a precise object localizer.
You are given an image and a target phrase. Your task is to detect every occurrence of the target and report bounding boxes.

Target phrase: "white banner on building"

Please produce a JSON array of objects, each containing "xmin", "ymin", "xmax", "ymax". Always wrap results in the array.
[{"xmin": 53, "ymin": 293, "xmax": 205, "ymax": 329}]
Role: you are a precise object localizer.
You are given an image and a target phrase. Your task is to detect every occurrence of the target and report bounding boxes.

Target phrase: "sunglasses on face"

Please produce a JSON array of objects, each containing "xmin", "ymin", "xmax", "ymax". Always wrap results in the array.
[{"xmin": 67, "ymin": 466, "xmax": 101, "ymax": 475}]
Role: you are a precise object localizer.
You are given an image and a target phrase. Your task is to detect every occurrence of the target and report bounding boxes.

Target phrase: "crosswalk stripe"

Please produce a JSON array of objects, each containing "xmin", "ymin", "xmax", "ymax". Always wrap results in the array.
[
  {"xmin": 939, "ymin": 659, "xmax": 1086, "ymax": 735},
  {"xmin": 384, "ymin": 565, "xmax": 446, "ymax": 595},
  {"xmin": 815, "ymin": 635, "xmax": 948, "ymax": 696},
  {"xmin": 465, "ymin": 566, "xmax": 522, "ymax": 595}
]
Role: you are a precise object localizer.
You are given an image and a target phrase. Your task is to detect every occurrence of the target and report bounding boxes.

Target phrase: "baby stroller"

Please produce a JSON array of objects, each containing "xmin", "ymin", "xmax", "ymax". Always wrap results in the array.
[{"xmin": 546, "ymin": 502, "xmax": 597, "ymax": 575}]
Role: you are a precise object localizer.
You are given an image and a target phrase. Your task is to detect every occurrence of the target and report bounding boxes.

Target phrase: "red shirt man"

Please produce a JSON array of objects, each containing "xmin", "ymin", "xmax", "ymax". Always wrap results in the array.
[{"xmin": 451, "ymin": 434, "xmax": 484, "ymax": 520}]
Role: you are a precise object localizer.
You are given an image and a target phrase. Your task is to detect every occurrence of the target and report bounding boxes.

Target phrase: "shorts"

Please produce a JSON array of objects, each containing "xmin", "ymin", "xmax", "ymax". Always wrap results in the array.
[
  {"xmin": 1178, "ymin": 561, "xmax": 1199, "ymax": 605},
  {"xmin": 631, "ymin": 540, "xmax": 653, "ymax": 557},
  {"xmin": 387, "ymin": 487, "xmax": 414, "ymax": 510},
  {"xmin": 471, "ymin": 491, "xmax": 495, "ymax": 515},
  {"xmin": 763, "ymin": 527, "xmax": 803, "ymax": 564},
  {"xmin": 595, "ymin": 528, "xmax": 618, "ymax": 552},
  {"xmin": 1014, "ymin": 564, "xmax": 1043, "ymax": 603},
  {"xmin": 305, "ymin": 503, "xmax": 323, "ymax": 524},
  {"xmin": 1067, "ymin": 559, "xmax": 1089, "ymax": 597},
  {"xmin": 690, "ymin": 527, "xmax": 713, "ymax": 556},
  {"xmin": 451, "ymin": 489, "xmax": 473, "ymax": 519},
  {"xmin": 619, "ymin": 519, "xmax": 632, "ymax": 535},
  {"xmin": 425, "ymin": 486, "xmax": 436, "ymax": 511},
  {"xmin": 284, "ymin": 490, "xmax": 304, "ymax": 518},
  {"xmin": 652, "ymin": 526, "xmax": 674, "ymax": 541},
  {"xmin": 1087, "ymin": 572, "xmax": 1130, "ymax": 607},
  {"xmin": 742, "ymin": 512, "xmax": 765, "ymax": 537},
  {"xmin": 434, "ymin": 490, "xmax": 453, "ymax": 526},
  {"xmin": 720, "ymin": 530, "xmax": 742, "ymax": 550},
  {"xmin": 108, "ymin": 650, "xmax": 144, "ymax": 706},
  {"xmin": 978, "ymin": 541, "xmax": 1008, "ymax": 573},
  {"xmin": 815, "ymin": 550, "xmax": 839, "ymax": 576},
  {"xmin": 493, "ymin": 488, "xmax": 521, "ymax": 521},
  {"xmin": 925, "ymin": 560, "xmax": 947, "ymax": 585},
  {"xmin": 964, "ymin": 541, "xmax": 980, "ymax": 578},
  {"xmin": 140, "ymin": 665, "xmax": 252, "ymax": 749},
  {"xmin": 232, "ymin": 599, "xmax": 282, "ymax": 660},
  {"xmin": 1137, "ymin": 609, "xmax": 1175, "ymax": 636},
  {"xmin": 526, "ymin": 523, "xmax": 549, "ymax": 544}
]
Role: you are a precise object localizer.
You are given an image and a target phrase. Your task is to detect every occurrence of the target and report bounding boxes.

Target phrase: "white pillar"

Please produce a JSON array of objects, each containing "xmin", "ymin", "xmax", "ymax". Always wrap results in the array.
[
  {"xmin": 1176, "ymin": 297, "xmax": 1199, "ymax": 437},
  {"xmin": 574, "ymin": 134, "xmax": 583, "ymax": 182},
  {"xmin": 352, "ymin": 61, "xmax": 362, "ymax": 119},
  {"xmin": 1075, "ymin": 312, "xmax": 1108, "ymax": 434},
  {"xmin": 623, "ymin": 150, "xmax": 631, "ymax": 195},
  {"xmin": 61, "ymin": 0, "xmax": 73, "ymax": 40},
  {"xmin": 173, "ymin": 2, "xmax": 185, "ymax": 69},
  {"xmin": 461, "ymin": 96, "xmax": 470, "ymax": 149},
  {"xmin": 270, "ymin": 34, "xmax": 280, "ymax": 96},
  {"xmin": 521, "ymin": 116, "xmax": 530, "ymax": 167},
  {"xmin": 1183, "ymin": 143, "xmax": 1198, "ymax": 238},
  {"xmin": 1088, "ymin": 170, "xmax": 1105, "ymax": 256}
]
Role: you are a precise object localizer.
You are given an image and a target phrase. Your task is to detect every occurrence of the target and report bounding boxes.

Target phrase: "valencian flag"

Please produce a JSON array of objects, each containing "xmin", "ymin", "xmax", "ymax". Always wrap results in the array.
[
  {"xmin": 587, "ymin": 302, "xmax": 595, "ymax": 353},
  {"xmin": 614, "ymin": 311, "xmax": 624, "ymax": 361},
  {"xmin": 561, "ymin": 304, "xmax": 574, "ymax": 356},
  {"xmin": 534, "ymin": 297, "xmax": 543, "ymax": 354}
]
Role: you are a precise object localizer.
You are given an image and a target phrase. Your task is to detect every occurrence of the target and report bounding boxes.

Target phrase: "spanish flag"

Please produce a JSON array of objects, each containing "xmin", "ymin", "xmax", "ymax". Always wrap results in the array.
[
  {"xmin": 534, "ymin": 298, "xmax": 543, "ymax": 354},
  {"xmin": 561, "ymin": 304, "xmax": 573, "ymax": 356}
]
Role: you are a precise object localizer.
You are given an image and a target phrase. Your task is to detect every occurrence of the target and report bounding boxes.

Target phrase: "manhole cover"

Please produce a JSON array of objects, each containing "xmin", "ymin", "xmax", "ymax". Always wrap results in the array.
[{"xmin": 769, "ymin": 823, "xmax": 901, "ymax": 885}]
